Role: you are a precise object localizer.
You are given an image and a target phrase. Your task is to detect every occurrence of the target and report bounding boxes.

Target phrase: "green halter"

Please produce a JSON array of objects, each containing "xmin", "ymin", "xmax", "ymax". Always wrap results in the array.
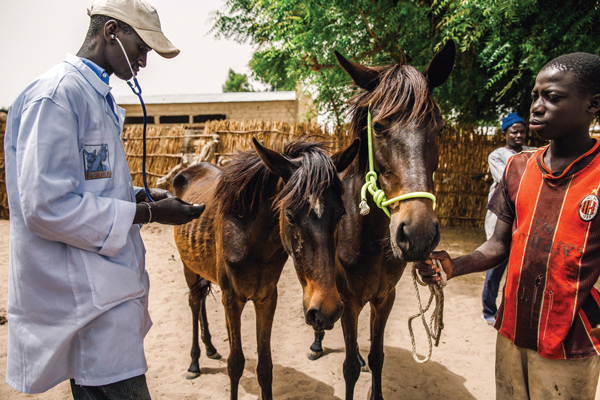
[{"xmin": 359, "ymin": 104, "xmax": 437, "ymax": 218}]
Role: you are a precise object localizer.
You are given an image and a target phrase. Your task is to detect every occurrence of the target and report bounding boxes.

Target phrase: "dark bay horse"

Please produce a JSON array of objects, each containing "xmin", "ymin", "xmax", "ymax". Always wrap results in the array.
[
  {"xmin": 308, "ymin": 41, "xmax": 456, "ymax": 400},
  {"xmin": 173, "ymin": 138, "xmax": 359, "ymax": 400}
]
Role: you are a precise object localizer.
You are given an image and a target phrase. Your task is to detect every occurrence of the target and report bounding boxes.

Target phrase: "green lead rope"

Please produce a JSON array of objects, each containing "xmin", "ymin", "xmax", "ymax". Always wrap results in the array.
[{"xmin": 359, "ymin": 104, "xmax": 437, "ymax": 218}]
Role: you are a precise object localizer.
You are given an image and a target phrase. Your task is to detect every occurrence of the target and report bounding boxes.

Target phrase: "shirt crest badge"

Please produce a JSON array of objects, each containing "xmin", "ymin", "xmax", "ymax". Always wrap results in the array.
[
  {"xmin": 83, "ymin": 143, "xmax": 112, "ymax": 180},
  {"xmin": 579, "ymin": 194, "xmax": 599, "ymax": 222}
]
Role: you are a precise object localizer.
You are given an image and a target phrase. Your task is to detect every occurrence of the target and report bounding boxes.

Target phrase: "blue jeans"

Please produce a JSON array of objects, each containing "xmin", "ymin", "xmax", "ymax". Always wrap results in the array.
[
  {"xmin": 482, "ymin": 259, "xmax": 508, "ymax": 319},
  {"xmin": 70, "ymin": 374, "xmax": 151, "ymax": 400}
]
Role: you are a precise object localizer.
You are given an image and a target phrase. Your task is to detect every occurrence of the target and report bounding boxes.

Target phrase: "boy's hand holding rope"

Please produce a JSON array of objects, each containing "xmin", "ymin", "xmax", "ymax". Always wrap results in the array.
[{"xmin": 409, "ymin": 256, "xmax": 449, "ymax": 363}]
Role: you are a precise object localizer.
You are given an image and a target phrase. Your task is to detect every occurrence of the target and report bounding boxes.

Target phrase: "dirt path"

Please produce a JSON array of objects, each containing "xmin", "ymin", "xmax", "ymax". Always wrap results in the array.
[{"xmin": 0, "ymin": 220, "xmax": 598, "ymax": 399}]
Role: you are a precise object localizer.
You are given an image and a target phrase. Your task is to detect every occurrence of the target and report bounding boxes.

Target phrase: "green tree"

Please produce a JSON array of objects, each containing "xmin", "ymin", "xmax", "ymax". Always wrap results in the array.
[
  {"xmin": 434, "ymin": 0, "xmax": 600, "ymax": 125},
  {"xmin": 222, "ymin": 68, "xmax": 254, "ymax": 92},
  {"xmin": 213, "ymin": 0, "xmax": 600, "ymax": 126},
  {"xmin": 212, "ymin": 0, "xmax": 436, "ymax": 127}
]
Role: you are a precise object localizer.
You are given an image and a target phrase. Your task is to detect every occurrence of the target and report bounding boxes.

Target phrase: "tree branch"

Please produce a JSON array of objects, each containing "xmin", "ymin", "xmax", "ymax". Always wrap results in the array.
[{"xmin": 357, "ymin": 5, "xmax": 380, "ymax": 51}]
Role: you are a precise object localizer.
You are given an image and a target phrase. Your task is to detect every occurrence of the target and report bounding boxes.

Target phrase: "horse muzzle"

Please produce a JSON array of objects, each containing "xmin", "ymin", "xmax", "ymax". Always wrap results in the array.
[
  {"xmin": 305, "ymin": 301, "xmax": 344, "ymax": 331},
  {"xmin": 389, "ymin": 200, "xmax": 440, "ymax": 261}
]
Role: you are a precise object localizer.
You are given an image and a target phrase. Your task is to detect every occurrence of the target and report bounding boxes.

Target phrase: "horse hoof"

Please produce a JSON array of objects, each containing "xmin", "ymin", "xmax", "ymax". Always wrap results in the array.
[
  {"xmin": 361, "ymin": 364, "xmax": 371, "ymax": 373},
  {"xmin": 308, "ymin": 350, "xmax": 323, "ymax": 360},
  {"xmin": 207, "ymin": 351, "xmax": 222, "ymax": 360},
  {"xmin": 186, "ymin": 371, "xmax": 201, "ymax": 380}
]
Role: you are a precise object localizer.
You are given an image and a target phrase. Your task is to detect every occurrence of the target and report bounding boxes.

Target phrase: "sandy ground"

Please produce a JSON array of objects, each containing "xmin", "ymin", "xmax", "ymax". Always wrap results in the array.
[{"xmin": 0, "ymin": 220, "xmax": 598, "ymax": 400}]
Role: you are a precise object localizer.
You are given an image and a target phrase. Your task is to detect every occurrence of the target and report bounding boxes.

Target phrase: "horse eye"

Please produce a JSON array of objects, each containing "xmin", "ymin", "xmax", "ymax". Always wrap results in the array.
[
  {"xmin": 285, "ymin": 210, "xmax": 295, "ymax": 225},
  {"xmin": 372, "ymin": 122, "xmax": 384, "ymax": 136}
]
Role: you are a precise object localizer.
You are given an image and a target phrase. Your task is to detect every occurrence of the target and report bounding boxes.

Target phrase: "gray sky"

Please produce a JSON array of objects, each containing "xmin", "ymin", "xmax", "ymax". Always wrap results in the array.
[{"xmin": 0, "ymin": 0, "xmax": 258, "ymax": 109}]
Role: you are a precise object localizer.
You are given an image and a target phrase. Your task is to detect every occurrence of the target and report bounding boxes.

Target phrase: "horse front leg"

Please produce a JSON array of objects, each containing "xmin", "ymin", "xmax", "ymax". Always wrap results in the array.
[
  {"xmin": 254, "ymin": 287, "xmax": 278, "ymax": 400},
  {"xmin": 341, "ymin": 303, "xmax": 362, "ymax": 400},
  {"xmin": 368, "ymin": 288, "xmax": 396, "ymax": 400},
  {"xmin": 308, "ymin": 330, "xmax": 325, "ymax": 360},
  {"xmin": 183, "ymin": 266, "xmax": 202, "ymax": 379},
  {"xmin": 223, "ymin": 290, "xmax": 246, "ymax": 400}
]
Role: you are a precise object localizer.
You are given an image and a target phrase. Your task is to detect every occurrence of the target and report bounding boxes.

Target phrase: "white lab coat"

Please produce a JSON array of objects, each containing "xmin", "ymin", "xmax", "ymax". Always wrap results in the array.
[{"xmin": 4, "ymin": 54, "xmax": 151, "ymax": 393}]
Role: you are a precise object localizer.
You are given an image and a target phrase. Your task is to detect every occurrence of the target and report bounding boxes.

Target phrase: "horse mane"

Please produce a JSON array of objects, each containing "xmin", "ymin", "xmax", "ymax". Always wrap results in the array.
[
  {"xmin": 214, "ymin": 148, "xmax": 280, "ymax": 218},
  {"xmin": 274, "ymin": 140, "xmax": 343, "ymax": 215},
  {"xmin": 346, "ymin": 64, "xmax": 440, "ymax": 176}
]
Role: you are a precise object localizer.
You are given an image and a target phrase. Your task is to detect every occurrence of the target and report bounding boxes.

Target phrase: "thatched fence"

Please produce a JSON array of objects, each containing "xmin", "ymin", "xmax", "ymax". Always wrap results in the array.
[
  {"xmin": 435, "ymin": 127, "xmax": 503, "ymax": 227},
  {"xmin": 0, "ymin": 118, "xmax": 549, "ymax": 227}
]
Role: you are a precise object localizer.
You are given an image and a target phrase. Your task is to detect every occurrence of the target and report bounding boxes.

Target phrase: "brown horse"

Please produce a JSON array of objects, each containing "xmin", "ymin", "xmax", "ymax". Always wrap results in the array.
[
  {"xmin": 173, "ymin": 137, "xmax": 359, "ymax": 400},
  {"xmin": 307, "ymin": 41, "xmax": 456, "ymax": 400}
]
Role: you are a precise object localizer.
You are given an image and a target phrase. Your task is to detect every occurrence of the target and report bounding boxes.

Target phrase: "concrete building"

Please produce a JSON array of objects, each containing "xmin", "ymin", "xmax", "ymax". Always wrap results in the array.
[{"xmin": 114, "ymin": 91, "xmax": 315, "ymax": 126}]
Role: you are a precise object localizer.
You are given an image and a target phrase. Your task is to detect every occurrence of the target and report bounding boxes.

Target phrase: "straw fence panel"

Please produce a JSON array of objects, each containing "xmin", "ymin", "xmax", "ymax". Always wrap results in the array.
[
  {"xmin": 123, "ymin": 125, "xmax": 188, "ymax": 188},
  {"xmin": 435, "ymin": 128, "xmax": 503, "ymax": 228},
  {"xmin": 203, "ymin": 120, "xmax": 349, "ymax": 157}
]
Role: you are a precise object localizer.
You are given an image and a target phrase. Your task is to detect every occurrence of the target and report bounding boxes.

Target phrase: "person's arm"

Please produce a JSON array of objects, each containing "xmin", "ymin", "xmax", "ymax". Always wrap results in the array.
[
  {"xmin": 16, "ymin": 98, "xmax": 203, "ymax": 256},
  {"xmin": 132, "ymin": 187, "xmax": 205, "ymax": 225},
  {"xmin": 16, "ymin": 98, "xmax": 137, "ymax": 256},
  {"xmin": 417, "ymin": 217, "xmax": 512, "ymax": 283},
  {"xmin": 488, "ymin": 150, "xmax": 506, "ymax": 184}
]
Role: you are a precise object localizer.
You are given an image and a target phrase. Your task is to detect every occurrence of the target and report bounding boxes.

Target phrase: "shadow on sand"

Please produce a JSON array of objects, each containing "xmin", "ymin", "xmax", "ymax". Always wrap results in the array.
[{"xmin": 234, "ymin": 345, "xmax": 476, "ymax": 400}]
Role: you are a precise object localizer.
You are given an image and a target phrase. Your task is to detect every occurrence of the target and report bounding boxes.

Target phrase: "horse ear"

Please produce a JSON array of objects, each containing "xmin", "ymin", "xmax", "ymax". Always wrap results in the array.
[
  {"xmin": 422, "ymin": 40, "xmax": 456, "ymax": 90},
  {"xmin": 334, "ymin": 50, "xmax": 380, "ymax": 92},
  {"xmin": 252, "ymin": 137, "xmax": 294, "ymax": 181},
  {"xmin": 333, "ymin": 138, "xmax": 360, "ymax": 173}
]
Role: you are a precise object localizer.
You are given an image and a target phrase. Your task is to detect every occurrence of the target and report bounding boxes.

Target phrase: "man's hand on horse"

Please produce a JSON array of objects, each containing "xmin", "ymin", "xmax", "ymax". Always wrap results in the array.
[
  {"xmin": 150, "ymin": 197, "xmax": 205, "ymax": 225},
  {"xmin": 415, "ymin": 250, "xmax": 454, "ymax": 284},
  {"xmin": 136, "ymin": 188, "xmax": 175, "ymax": 203}
]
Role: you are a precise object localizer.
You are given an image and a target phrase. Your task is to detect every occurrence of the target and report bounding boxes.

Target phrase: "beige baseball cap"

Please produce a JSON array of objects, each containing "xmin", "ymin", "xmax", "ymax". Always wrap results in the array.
[{"xmin": 88, "ymin": 0, "xmax": 180, "ymax": 58}]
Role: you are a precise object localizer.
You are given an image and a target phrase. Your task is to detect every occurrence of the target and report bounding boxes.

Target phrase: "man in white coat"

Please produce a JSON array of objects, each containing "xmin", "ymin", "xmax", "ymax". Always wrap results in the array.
[{"xmin": 3, "ymin": 0, "xmax": 204, "ymax": 398}]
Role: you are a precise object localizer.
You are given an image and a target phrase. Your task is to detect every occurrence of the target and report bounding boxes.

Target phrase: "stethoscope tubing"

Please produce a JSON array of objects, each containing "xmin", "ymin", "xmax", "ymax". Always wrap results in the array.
[{"xmin": 113, "ymin": 35, "xmax": 154, "ymax": 202}]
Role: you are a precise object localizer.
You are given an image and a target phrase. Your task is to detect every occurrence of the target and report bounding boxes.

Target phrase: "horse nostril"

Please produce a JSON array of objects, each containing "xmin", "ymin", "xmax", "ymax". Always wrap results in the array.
[
  {"xmin": 306, "ymin": 308, "xmax": 323, "ymax": 327},
  {"xmin": 396, "ymin": 221, "xmax": 409, "ymax": 246}
]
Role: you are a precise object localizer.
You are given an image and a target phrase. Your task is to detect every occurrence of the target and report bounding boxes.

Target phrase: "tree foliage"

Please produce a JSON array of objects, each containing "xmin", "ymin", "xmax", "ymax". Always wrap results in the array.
[
  {"xmin": 222, "ymin": 68, "xmax": 254, "ymax": 92},
  {"xmin": 435, "ymin": 0, "xmax": 600, "ymax": 124},
  {"xmin": 212, "ymin": 0, "xmax": 600, "ymax": 126}
]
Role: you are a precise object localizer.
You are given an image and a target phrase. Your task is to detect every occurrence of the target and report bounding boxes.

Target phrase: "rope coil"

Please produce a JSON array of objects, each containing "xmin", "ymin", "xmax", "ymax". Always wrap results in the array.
[{"xmin": 408, "ymin": 259, "xmax": 446, "ymax": 363}]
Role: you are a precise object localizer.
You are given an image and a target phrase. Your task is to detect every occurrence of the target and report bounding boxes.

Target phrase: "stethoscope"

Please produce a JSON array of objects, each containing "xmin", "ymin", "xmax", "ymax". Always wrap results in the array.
[{"xmin": 112, "ymin": 34, "xmax": 154, "ymax": 202}]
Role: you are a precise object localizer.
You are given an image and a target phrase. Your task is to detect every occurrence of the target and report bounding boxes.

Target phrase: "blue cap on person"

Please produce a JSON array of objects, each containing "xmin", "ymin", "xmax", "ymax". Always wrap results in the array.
[{"xmin": 501, "ymin": 112, "xmax": 526, "ymax": 132}]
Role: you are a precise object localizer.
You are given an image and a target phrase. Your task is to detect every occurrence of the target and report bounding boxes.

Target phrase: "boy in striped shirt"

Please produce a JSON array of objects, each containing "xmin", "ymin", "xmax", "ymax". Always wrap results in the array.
[{"xmin": 418, "ymin": 52, "xmax": 600, "ymax": 399}]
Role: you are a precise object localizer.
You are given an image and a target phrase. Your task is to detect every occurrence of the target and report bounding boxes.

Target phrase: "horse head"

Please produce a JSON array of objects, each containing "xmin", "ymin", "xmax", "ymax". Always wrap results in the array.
[
  {"xmin": 253, "ymin": 138, "xmax": 359, "ymax": 331},
  {"xmin": 335, "ymin": 40, "xmax": 455, "ymax": 261},
  {"xmin": 98, "ymin": 144, "xmax": 108, "ymax": 161}
]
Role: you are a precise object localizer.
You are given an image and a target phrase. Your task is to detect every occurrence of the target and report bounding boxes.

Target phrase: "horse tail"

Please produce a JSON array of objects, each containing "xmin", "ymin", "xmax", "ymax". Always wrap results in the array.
[{"xmin": 189, "ymin": 276, "xmax": 211, "ymax": 299}]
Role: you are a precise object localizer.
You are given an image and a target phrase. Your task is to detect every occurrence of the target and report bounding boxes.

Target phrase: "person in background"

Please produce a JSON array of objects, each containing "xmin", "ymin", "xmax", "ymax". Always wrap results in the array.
[
  {"xmin": 418, "ymin": 52, "xmax": 600, "ymax": 399},
  {"xmin": 3, "ymin": 0, "xmax": 204, "ymax": 398},
  {"xmin": 481, "ymin": 112, "xmax": 534, "ymax": 326}
]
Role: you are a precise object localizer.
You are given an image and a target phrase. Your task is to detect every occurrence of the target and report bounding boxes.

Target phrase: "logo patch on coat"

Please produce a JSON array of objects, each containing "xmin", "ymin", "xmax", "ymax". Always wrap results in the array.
[
  {"xmin": 83, "ymin": 143, "xmax": 112, "ymax": 180},
  {"xmin": 579, "ymin": 194, "xmax": 599, "ymax": 222}
]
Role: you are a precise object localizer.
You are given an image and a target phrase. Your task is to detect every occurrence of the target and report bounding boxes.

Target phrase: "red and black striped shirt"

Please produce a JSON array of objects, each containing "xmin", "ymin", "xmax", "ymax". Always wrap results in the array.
[{"xmin": 489, "ymin": 140, "xmax": 600, "ymax": 360}]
